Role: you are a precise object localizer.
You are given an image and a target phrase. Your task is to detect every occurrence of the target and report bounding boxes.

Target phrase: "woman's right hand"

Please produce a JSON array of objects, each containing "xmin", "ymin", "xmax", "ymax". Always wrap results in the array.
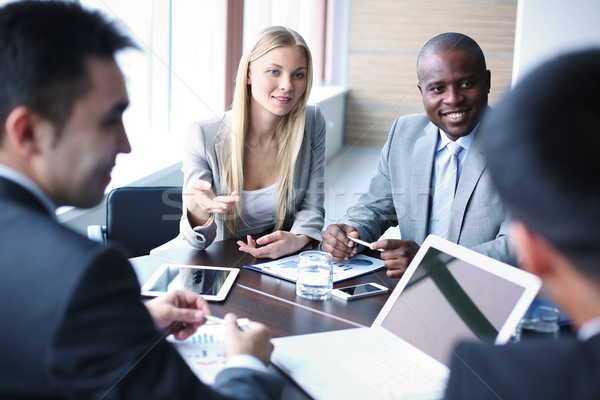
[{"xmin": 186, "ymin": 178, "xmax": 240, "ymax": 227}]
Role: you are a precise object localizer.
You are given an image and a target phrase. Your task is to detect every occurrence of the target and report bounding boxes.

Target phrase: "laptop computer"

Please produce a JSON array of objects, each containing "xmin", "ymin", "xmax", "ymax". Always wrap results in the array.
[{"xmin": 271, "ymin": 235, "xmax": 541, "ymax": 400}]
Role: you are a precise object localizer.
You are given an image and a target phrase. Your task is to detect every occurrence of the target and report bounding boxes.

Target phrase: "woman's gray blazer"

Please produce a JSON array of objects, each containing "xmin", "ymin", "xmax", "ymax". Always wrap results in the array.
[{"xmin": 180, "ymin": 105, "xmax": 326, "ymax": 250}]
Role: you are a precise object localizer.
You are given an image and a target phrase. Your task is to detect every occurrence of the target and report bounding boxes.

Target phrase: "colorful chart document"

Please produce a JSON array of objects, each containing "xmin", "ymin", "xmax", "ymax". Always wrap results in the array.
[
  {"xmin": 244, "ymin": 253, "xmax": 385, "ymax": 283},
  {"xmin": 167, "ymin": 322, "xmax": 227, "ymax": 384}
]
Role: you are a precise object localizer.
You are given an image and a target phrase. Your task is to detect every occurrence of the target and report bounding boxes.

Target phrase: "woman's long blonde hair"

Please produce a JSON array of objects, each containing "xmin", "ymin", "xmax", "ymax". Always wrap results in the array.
[{"xmin": 221, "ymin": 26, "xmax": 313, "ymax": 234}]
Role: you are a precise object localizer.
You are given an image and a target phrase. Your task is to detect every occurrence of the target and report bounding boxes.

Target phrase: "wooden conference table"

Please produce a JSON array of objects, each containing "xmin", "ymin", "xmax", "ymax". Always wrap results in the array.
[{"xmin": 132, "ymin": 238, "xmax": 398, "ymax": 398}]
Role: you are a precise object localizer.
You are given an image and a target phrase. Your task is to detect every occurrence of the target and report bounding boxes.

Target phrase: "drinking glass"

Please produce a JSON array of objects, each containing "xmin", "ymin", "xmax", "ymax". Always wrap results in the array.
[
  {"xmin": 296, "ymin": 251, "xmax": 333, "ymax": 300},
  {"xmin": 514, "ymin": 304, "xmax": 560, "ymax": 342}
]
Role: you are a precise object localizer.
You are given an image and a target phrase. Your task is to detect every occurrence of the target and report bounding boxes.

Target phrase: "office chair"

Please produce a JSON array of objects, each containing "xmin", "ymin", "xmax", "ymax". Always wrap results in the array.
[{"xmin": 88, "ymin": 186, "xmax": 183, "ymax": 258}]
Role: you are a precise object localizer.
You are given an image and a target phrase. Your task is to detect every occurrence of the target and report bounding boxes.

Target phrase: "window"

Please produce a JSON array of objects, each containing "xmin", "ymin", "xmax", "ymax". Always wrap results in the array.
[
  {"xmin": 80, "ymin": 0, "xmax": 228, "ymax": 191},
  {"xmin": 243, "ymin": 0, "xmax": 327, "ymax": 85},
  {"xmin": 1, "ymin": 0, "xmax": 337, "ymax": 195}
]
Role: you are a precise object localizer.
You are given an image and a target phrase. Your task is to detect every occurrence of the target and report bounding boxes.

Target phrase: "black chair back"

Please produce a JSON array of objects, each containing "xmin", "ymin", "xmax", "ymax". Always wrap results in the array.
[{"xmin": 106, "ymin": 186, "xmax": 182, "ymax": 258}]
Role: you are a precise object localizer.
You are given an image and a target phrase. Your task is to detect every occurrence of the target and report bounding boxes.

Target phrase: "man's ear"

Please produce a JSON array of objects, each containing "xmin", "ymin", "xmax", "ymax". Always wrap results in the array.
[
  {"xmin": 417, "ymin": 82, "xmax": 423, "ymax": 96},
  {"xmin": 3, "ymin": 106, "xmax": 43, "ymax": 156},
  {"xmin": 510, "ymin": 221, "xmax": 555, "ymax": 278}
]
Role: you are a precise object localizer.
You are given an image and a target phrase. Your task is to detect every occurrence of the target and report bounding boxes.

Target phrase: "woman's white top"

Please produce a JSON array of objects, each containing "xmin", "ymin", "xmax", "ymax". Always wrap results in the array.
[{"xmin": 237, "ymin": 182, "xmax": 277, "ymax": 237}]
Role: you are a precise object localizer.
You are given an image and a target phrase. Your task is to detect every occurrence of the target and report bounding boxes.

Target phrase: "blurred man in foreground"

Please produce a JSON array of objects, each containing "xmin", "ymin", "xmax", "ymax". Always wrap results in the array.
[
  {"xmin": 443, "ymin": 49, "xmax": 600, "ymax": 399},
  {"xmin": 0, "ymin": 1, "xmax": 281, "ymax": 398}
]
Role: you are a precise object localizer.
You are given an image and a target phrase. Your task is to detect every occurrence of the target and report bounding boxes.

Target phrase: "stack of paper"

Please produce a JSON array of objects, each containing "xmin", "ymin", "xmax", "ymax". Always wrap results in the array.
[{"xmin": 244, "ymin": 253, "xmax": 385, "ymax": 283}]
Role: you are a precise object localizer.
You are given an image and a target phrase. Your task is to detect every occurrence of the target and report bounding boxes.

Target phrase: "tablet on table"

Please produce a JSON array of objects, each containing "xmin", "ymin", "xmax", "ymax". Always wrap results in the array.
[{"xmin": 141, "ymin": 264, "xmax": 239, "ymax": 302}]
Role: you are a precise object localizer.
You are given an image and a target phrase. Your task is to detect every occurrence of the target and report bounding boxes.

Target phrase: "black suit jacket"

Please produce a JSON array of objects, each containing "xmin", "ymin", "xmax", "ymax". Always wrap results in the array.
[
  {"xmin": 0, "ymin": 177, "xmax": 282, "ymax": 399},
  {"xmin": 443, "ymin": 334, "xmax": 600, "ymax": 399}
]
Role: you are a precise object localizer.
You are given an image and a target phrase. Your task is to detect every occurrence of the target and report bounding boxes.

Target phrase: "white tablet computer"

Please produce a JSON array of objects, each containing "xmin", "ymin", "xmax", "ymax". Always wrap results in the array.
[{"xmin": 141, "ymin": 264, "xmax": 239, "ymax": 302}]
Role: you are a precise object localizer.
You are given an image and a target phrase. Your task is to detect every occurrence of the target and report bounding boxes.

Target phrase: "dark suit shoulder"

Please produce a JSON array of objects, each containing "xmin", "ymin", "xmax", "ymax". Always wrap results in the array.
[
  {"xmin": 445, "ymin": 338, "xmax": 600, "ymax": 400},
  {"xmin": 214, "ymin": 368, "xmax": 284, "ymax": 400},
  {"xmin": 0, "ymin": 192, "xmax": 110, "ymax": 277}
]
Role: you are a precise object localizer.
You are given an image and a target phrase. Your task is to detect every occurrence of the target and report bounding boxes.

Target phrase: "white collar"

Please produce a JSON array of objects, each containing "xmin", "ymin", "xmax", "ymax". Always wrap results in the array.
[
  {"xmin": 578, "ymin": 315, "xmax": 600, "ymax": 341},
  {"xmin": 437, "ymin": 123, "xmax": 478, "ymax": 152}
]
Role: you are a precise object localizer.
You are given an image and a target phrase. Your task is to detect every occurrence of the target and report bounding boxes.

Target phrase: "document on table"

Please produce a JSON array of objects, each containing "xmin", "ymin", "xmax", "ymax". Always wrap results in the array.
[
  {"xmin": 167, "ymin": 322, "xmax": 227, "ymax": 384},
  {"xmin": 244, "ymin": 253, "xmax": 385, "ymax": 283}
]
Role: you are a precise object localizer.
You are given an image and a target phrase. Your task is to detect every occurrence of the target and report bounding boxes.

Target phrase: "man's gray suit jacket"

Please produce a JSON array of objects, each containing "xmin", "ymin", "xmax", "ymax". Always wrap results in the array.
[{"xmin": 340, "ymin": 112, "xmax": 515, "ymax": 265}]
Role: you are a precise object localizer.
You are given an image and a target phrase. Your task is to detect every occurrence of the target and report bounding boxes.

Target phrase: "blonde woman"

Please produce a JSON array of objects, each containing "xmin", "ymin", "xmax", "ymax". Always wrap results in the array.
[{"xmin": 180, "ymin": 26, "xmax": 326, "ymax": 259}]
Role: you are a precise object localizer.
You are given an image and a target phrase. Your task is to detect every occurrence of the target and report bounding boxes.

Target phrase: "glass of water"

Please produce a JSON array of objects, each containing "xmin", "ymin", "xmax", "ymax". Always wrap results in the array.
[
  {"xmin": 296, "ymin": 251, "xmax": 333, "ymax": 300},
  {"xmin": 514, "ymin": 304, "xmax": 560, "ymax": 342}
]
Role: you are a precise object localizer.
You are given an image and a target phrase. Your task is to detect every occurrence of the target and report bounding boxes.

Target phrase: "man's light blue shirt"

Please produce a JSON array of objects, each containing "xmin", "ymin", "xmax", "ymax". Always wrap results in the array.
[{"xmin": 431, "ymin": 124, "xmax": 478, "ymax": 190}]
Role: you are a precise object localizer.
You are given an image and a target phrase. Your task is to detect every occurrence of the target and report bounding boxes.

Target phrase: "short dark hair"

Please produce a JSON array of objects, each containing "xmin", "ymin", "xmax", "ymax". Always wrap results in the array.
[
  {"xmin": 482, "ymin": 49, "xmax": 600, "ymax": 277},
  {"xmin": 417, "ymin": 32, "xmax": 487, "ymax": 81},
  {"xmin": 0, "ymin": 0, "xmax": 136, "ymax": 139}
]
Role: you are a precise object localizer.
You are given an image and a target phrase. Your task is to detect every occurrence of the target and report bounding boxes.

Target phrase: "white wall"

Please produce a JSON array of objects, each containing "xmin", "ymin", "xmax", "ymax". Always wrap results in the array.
[
  {"xmin": 513, "ymin": 0, "xmax": 600, "ymax": 84},
  {"xmin": 309, "ymin": 86, "xmax": 347, "ymax": 161}
]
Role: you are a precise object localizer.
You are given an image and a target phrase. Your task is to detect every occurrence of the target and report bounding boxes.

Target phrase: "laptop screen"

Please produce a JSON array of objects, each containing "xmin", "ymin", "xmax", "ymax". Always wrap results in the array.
[{"xmin": 379, "ymin": 243, "xmax": 528, "ymax": 366}]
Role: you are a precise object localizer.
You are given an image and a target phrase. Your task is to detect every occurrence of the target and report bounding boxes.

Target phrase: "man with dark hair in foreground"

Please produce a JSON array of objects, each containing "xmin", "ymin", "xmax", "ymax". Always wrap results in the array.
[
  {"xmin": 0, "ymin": 1, "xmax": 281, "ymax": 398},
  {"xmin": 443, "ymin": 49, "xmax": 600, "ymax": 399}
]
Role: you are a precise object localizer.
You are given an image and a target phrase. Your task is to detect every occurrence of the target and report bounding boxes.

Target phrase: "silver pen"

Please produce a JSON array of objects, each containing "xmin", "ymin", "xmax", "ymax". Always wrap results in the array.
[
  {"xmin": 204, "ymin": 314, "xmax": 250, "ymax": 331},
  {"xmin": 346, "ymin": 235, "xmax": 384, "ymax": 252}
]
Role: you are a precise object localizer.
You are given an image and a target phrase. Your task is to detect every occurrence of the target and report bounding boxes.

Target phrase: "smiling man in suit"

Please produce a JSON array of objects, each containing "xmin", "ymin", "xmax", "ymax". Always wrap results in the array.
[
  {"xmin": 323, "ymin": 32, "xmax": 514, "ymax": 277},
  {"xmin": 443, "ymin": 49, "xmax": 600, "ymax": 400},
  {"xmin": 0, "ymin": 1, "xmax": 281, "ymax": 399}
]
